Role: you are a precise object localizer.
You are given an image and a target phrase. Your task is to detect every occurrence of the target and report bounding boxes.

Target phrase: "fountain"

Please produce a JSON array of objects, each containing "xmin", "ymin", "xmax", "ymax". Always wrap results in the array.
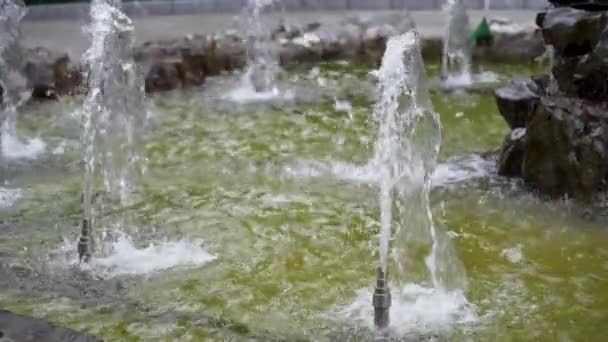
[
  {"xmin": 0, "ymin": 0, "xmax": 44, "ymax": 162},
  {"xmin": 370, "ymin": 31, "xmax": 466, "ymax": 330},
  {"xmin": 441, "ymin": 0, "xmax": 472, "ymax": 84},
  {"xmin": 78, "ymin": 0, "xmax": 146, "ymax": 262},
  {"xmin": 225, "ymin": 0, "xmax": 286, "ymax": 102}
]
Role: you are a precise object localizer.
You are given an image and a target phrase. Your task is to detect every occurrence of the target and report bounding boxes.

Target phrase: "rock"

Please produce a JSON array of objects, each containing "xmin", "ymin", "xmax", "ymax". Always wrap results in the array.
[
  {"xmin": 570, "ymin": 2, "xmax": 608, "ymax": 11},
  {"xmin": 133, "ymin": 39, "xmax": 182, "ymax": 63},
  {"xmin": 421, "ymin": 36, "xmax": 443, "ymax": 61},
  {"xmin": 179, "ymin": 35, "xmax": 210, "ymax": 86},
  {"xmin": 549, "ymin": 0, "xmax": 608, "ymax": 9},
  {"xmin": 474, "ymin": 28, "xmax": 544, "ymax": 63},
  {"xmin": 522, "ymin": 97, "xmax": 608, "ymax": 200},
  {"xmin": 495, "ymin": 78, "xmax": 544, "ymax": 129},
  {"xmin": 22, "ymin": 47, "xmax": 82, "ymax": 99},
  {"xmin": 549, "ymin": 26, "xmax": 608, "ymax": 100},
  {"xmin": 205, "ymin": 34, "xmax": 247, "ymax": 75},
  {"xmin": 360, "ymin": 24, "xmax": 397, "ymax": 65},
  {"xmin": 279, "ymin": 32, "xmax": 323, "ymax": 64},
  {"xmin": 498, "ymin": 128, "xmax": 526, "ymax": 177},
  {"xmin": 0, "ymin": 309, "xmax": 101, "ymax": 342},
  {"xmin": 52, "ymin": 54, "xmax": 83, "ymax": 96},
  {"xmin": 144, "ymin": 60, "xmax": 184, "ymax": 93},
  {"xmin": 316, "ymin": 24, "xmax": 362, "ymax": 61},
  {"xmin": 570, "ymin": 28, "xmax": 608, "ymax": 101},
  {"xmin": 540, "ymin": 7, "xmax": 607, "ymax": 57}
]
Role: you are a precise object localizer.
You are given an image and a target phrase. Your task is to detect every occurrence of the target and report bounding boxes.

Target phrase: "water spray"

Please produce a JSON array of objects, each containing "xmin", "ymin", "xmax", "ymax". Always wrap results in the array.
[{"xmin": 372, "ymin": 267, "xmax": 391, "ymax": 329}]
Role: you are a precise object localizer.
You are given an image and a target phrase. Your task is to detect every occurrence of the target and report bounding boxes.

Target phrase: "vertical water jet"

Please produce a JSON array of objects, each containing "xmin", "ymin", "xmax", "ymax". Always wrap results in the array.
[
  {"xmin": 240, "ymin": 0, "xmax": 280, "ymax": 93},
  {"xmin": 0, "ymin": 0, "xmax": 44, "ymax": 161},
  {"xmin": 442, "ymin": 0, "xmax": 472, "ymax": 83},
  {"xmin": 78, "ymin": 0, "xmax": 145, "ymax": 262},
  {"xmin": 370, "ymin": 30, "xmax": 466, "ymax": 330}
]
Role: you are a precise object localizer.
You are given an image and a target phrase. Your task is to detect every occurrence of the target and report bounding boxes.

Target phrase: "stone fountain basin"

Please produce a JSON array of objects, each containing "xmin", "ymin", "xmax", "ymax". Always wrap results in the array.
[{"xmin": 2, "ymin": 62, "xmax": 608, "ymax": 340}]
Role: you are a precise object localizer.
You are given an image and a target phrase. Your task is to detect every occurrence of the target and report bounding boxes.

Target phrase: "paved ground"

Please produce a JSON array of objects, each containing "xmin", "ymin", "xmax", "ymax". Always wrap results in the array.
[{"xmin": 21, "ymin": 10, "xmax": 537, "ymax": 59}]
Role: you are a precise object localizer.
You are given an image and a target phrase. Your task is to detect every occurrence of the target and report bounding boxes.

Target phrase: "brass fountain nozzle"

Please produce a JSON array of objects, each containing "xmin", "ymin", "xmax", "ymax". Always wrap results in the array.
[
  {"xmin": 78, "ymin": 218, "xmax": 92, "ymax": 263},
  {"xmin": 372, "ymin": 266, "xmax": 391, "ymax": 330}
]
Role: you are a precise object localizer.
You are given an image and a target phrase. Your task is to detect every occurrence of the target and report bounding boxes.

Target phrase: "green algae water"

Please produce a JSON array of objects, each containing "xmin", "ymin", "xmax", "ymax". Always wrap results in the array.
[{"xmin": 1, "ymin": 63, "xmax": 607, "ymax": 341}]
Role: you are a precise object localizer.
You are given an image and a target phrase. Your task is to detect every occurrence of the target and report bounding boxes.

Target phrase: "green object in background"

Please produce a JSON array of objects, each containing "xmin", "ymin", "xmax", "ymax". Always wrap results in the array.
[{"xmin": 470, "ymin": 17, "xmax": 495, "ymax": 47}]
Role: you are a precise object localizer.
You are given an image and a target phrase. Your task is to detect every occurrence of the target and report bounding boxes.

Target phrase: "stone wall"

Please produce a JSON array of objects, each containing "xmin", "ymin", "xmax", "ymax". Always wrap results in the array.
[
  {"xmin": 24, "ymin": 0, "xmax": 549, "ymax": 21},
  {"xmin": 20, "ymin": 12, "xmax": 542, "ymax": 101}
]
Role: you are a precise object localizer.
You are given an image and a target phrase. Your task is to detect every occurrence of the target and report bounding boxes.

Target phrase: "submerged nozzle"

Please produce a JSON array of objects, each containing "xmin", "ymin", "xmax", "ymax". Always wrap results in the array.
[
  {"xmin": 78, "ymin": 219, "xmax": 92, "ymax": 263},
  {"xmin": 372, "ymin": 267, "xmax": 391, "ymax": 330}
]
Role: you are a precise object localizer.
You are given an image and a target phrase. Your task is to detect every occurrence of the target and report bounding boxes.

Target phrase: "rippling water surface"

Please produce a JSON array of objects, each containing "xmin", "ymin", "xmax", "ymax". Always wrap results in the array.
[{"xmin": 1, "ymin": 63, "xmax": 607, "ymax": 341}]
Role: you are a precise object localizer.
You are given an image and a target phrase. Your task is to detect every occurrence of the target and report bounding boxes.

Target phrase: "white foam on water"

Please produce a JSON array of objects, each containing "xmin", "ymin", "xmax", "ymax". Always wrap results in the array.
[
  {"xmin": 501, "ymin": 245, "xmax": 523, "ymax": 264},
  {"xmin": 53, "ymin": 234, "xmax": 216, "ymax": 277},
  {"xmin": 432, "ymin": 154, "xmax": 494, "ymax": 187},
  {"xmin": 51, "ymin": 141, "xmax": 66, "ymax": 155},
  {"xmin": 0, "ymin": 187, "xmax": 21, "ymax": 207},
  {"xmin": 334, "ymin": 98, "xmax": 353, "ymax": 113},
  {"xmin": 1, "ymin": 133, "xmax": 46, "ymax": 159},
  {"xmin": 223, "ymin": 76, "xmax": 294, "ymax": 104},
  {"xmin": 340, "ymin": 283, "xmax": 477, "ymax": 336},
  {"xmin": 283, "ymin": 154, "xmax": 492, "ymax": 188}
]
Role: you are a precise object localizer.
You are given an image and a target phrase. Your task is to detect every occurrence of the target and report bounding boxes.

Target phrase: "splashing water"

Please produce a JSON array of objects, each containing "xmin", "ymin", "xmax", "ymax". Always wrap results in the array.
[
  {"xmin": 79, "ymin": 0, "xmax": 146, "ymax": 255},
  {"xmin": 0, "ymin": 186, "xmax": 20, "ymax": 207},
  {"xmin": 442, "ymin": 0, "xmax": 472, "ymax": 85},
  {"xmin": 371, "ymin": 31, "xmax": 465, "ymax": 290},
  {"xmin": 0, "ymin": 0, "xmax": 45, "ymax": 161},
  {"xmin": 341, "ymin": 284, "xmax": 476, "ymax": 336},
  {"xmin": 52, "ymin": 234, "xmax": 216, "ymax": 278},
  {"xmin": 226, "ymin": 0, "xmax": 284, "ymax": 102}
]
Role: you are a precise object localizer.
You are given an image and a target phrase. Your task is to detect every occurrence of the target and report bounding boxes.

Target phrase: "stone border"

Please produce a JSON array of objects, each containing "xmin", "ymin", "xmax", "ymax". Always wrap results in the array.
[
  {"xmin": 24, "ymin": 0, "xmax": 549, "ymax": 21},
  {"xmin": 19, "ymin": 12, "xmax": 544, "ymax": 100}
]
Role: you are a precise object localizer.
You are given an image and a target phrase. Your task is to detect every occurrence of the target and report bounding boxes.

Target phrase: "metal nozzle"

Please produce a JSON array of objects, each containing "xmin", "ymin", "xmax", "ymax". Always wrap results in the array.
[
  {"xmin": 78, "ymin": 219, "xmax": 92, "ymax": 263},
  {"xmin": 372, "ymin": 267, "xmax": 391, "ymax": 330}
]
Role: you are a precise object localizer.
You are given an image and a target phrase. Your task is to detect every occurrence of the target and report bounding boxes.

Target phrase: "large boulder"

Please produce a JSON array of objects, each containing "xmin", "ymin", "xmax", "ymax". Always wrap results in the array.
[
  {"xmin": 522, "ymin": 97, "xmax": 608, "ymax": 200},
  {"xmin": 498, "ymin": 128, "xmax": 526, "ymax": 177},
  {"xmin": 540, "ymin": 7, "xmax": 607, "ymax": 57},
  {"xmin": 569, "ymin": 28, "xmax": 608, "ymax": 101},
  {"xmin": 0, "ymin": 309, "xmax": 101, "ymax": 342},
  {"xmin": 495, "ymin": 77, "xmax": 545, "ymax": 129}
]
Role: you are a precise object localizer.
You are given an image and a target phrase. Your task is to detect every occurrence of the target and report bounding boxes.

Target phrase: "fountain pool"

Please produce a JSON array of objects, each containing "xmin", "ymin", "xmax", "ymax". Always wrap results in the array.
[{"xmin": 1, "ymin": 61, "xmax": 608, "ymax": 341}]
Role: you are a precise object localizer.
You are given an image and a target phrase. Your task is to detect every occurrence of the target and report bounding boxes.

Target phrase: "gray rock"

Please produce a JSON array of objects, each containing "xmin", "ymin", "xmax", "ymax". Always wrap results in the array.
[
  {"xmin": 498, "ymin": 128, "xmax": 526, "ymax": 177},
  {"xmin": 0, "ymin": 309, "xmax": 101, "ymax": 342},
  {"xmin": 570, "ymin": 28, "xmax": 608, "ymax": 101},
  {"xmin": 522, "ymin": 97, "xmax": 608, "ymax": 200},
  {"xmin": 317, "ymin": 24, "xmax": 362, "ymax": 60},
  {"xmin": 279, "ymin": 33, "xmax": 323, "ymax": 65},
  {"xmin": 495, "ymin": 78, "xmax": 543, "ymax": 129},
  {"xmin": 540, "ymin": 7, "xmax": 607, "ymax": 57}
]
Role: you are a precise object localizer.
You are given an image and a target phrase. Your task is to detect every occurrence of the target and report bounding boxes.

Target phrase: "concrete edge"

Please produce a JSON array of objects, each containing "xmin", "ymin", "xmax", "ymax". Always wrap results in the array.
[{"xmin": 24, "ymin": 0, "xmax": 549, "ymax": 21}]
